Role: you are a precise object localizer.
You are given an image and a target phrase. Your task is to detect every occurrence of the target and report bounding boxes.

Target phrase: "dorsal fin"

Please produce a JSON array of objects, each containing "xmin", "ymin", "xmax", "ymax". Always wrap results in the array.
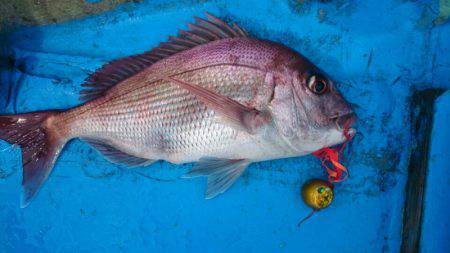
[{"xmin": 80, "ymin": 12, "xmax": 249, "ymax": 102}]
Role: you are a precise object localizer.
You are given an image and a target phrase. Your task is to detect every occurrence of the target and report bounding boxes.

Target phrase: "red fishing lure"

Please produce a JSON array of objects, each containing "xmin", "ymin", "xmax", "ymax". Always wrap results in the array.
[
  {"xmin": 298, "ymin": 127, "xmax": 354, "ymax": 228},
  {"xmin": 312, "ymin": 127, "xmax": 353, "ymax": 183}
]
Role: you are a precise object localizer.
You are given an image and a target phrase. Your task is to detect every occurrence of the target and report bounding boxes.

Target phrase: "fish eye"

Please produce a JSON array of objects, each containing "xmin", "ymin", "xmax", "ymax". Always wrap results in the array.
[{"xmin": 307, "ymin": 74, "xmax": 328, "ymax": 95}]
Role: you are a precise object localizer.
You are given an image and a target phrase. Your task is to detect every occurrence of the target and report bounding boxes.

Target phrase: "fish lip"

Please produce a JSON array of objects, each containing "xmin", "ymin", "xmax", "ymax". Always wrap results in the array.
[{"xmin": 332, "ymin": 113, "xmax": 356, "ymax": 135}]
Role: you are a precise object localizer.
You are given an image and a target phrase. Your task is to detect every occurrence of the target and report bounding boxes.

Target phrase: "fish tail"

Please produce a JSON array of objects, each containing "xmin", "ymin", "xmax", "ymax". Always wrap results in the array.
[{"xmin": 0, "ymin": 109, "xmax": 68, "ymax": 208}]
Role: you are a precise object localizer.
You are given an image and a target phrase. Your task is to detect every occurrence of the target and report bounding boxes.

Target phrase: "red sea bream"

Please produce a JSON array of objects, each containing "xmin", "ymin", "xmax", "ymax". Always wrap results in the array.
[{"xmin": 0, "ymin": 13, "xmax": 355, "ymax": 207}]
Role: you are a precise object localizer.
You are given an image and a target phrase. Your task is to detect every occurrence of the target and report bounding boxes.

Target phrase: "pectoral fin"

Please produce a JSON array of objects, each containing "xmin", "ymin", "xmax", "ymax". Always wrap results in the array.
[
  {"xmin": 183, "ymin": 157, "xmax": 250, "ymax": 199},
  {"xmin": 165, "ymin": 76, "xmax": 270, "ymax": 134}
]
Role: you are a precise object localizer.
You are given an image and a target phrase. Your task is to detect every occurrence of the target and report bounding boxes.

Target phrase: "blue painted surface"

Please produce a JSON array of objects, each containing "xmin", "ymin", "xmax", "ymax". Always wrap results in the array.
[
  {"xmin": 0, "ymin": 1, "xmax": 449, "ymax": 252},
  {"xmin": 421, "ymin": 91, "xmax": 450, "ymax": 253}
]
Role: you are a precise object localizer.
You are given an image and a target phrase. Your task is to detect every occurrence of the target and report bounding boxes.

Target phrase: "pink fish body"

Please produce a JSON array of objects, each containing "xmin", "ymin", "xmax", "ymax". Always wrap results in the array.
[{"xmin": 0, "ymin": 13, "xmax": 355, "ymax": 207}]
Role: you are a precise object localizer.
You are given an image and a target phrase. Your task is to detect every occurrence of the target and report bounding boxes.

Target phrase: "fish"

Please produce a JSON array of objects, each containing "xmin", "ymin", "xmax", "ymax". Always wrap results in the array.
[{"xmin": 0, "ymin": 13, "xmax": 356, "ymax": 207}]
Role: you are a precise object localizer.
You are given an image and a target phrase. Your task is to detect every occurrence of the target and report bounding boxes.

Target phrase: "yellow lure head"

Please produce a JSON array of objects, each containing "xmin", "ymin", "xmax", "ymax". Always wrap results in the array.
[{"xmin": 301, "ymin": 179, "xmax": 334, "ymax": 209}]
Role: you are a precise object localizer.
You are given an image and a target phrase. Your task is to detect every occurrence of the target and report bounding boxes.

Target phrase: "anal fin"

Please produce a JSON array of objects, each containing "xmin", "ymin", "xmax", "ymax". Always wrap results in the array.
[
  {"xmin": 183, "ymin": 157, "xmax": 250, "ymax": 199},
  {"xmin": 83, "ymin": 138, "xmax": 155, "ymax": 167}
]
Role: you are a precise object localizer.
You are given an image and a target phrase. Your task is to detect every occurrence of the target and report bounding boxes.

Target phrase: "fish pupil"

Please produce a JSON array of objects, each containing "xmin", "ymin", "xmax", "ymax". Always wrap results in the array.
[{"xmin": 315, "ymin": 81, "xmax": 326, "ymax": 93}]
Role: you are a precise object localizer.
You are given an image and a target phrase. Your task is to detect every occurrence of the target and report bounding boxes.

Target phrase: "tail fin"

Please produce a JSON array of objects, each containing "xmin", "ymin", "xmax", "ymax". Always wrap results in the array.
[{"xmin": 0, "ymin": 110, "xmax": 67, "ymax": 207}]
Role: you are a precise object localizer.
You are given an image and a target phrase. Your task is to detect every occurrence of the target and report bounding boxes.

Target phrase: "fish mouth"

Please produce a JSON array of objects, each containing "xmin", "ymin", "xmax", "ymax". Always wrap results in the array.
[{"xmin": 332, "ymin": 113, "xmax": 356, "ymax": 137}]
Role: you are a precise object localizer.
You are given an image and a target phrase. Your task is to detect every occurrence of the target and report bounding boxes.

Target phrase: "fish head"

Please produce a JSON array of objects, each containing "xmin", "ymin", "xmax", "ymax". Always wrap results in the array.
[{"xmin": 269, "ymin": 53, "xmax": 356, "ymax": 153}]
